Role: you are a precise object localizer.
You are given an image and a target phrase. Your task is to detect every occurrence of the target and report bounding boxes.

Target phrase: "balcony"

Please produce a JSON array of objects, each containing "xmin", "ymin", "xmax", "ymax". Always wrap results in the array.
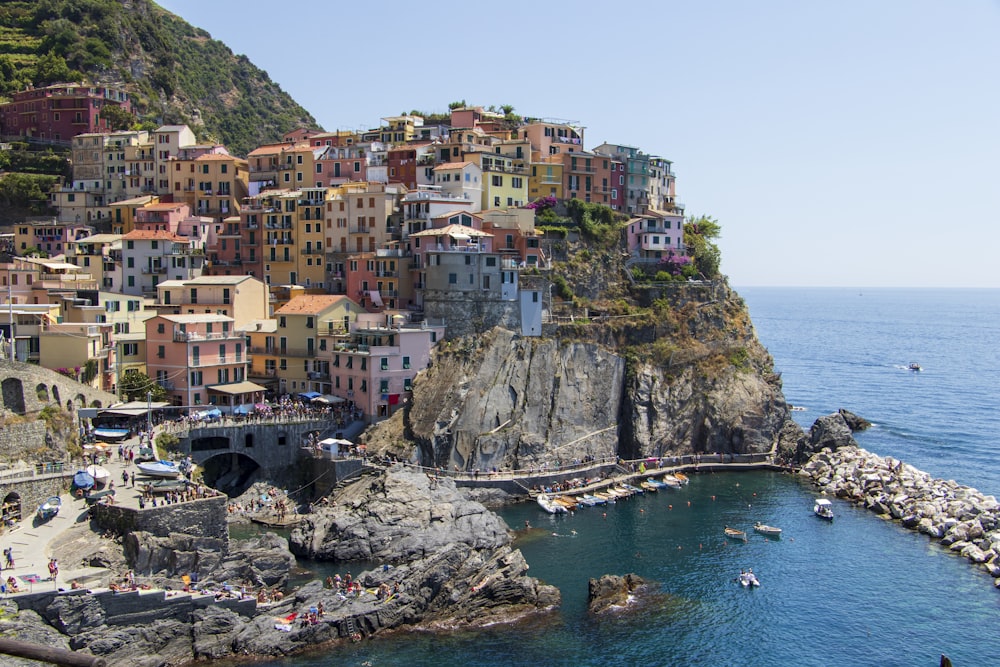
[
  {"xmin": 173, "ymin": 330, "xmax": 242, "ymax": 343},
  {"xmin": 374, "ymin": 270, "xmax": 398, "ymax": 277},
  {"xmin": 301, "ymin": 247, "xmax": 323, "ymax": 255},
  {"xmin": 349, "ymin": 227, "xmax": 372, "ymax": 235},
  {"xmin": 141, "ymin": 266, "xmax": 166, "ymax": 275},
  {"xmin": 249, "ymin": 367, "xmax": 278, "ymax": 378},
  {"xmin": 481, "ymin": 162, "xmax": 526, "ymax": 174}
]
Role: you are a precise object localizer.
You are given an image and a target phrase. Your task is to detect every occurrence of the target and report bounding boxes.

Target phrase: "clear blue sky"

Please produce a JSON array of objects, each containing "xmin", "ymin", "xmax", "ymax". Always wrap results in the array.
[{"xmin": 156, "ymin": 0, "xmax": 1000, "ymax": 288}]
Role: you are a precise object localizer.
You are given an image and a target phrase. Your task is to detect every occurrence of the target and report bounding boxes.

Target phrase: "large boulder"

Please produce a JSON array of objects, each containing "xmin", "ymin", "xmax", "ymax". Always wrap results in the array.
[
  {"xmin": 289, "ymin": 465, "xmax": 509, "ymax": 562},
  {"xmin": 587, "ymin": 573, "xmax": 648, "ymax": 614},
  {"xmin": 800, "ymin": 412, "xmax": 858, "ymax": 460}
]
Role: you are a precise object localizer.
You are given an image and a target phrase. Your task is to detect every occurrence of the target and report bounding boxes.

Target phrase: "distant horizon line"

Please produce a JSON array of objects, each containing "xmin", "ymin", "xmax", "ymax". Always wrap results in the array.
[{"xmin": 732, "ymin": 284, "xmax": 1000, "ymax": 290}]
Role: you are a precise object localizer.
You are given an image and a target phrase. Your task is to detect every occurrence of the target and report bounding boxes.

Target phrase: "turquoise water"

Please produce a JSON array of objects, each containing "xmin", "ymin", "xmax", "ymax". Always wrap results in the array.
[{"xmin": 253, "ymin": 288, "xmax": 1000, "ymax": 667}]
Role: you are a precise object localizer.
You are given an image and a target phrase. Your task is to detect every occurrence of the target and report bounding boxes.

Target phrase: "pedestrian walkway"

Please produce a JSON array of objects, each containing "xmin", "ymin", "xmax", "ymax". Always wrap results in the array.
[{"xmin": 0, "ymin": 431, "xmax": 154, "ymax": 596}]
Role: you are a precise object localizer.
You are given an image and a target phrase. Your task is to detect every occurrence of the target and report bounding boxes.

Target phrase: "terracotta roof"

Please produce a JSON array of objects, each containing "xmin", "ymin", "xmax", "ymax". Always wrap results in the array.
[
  {"xmin": 410, "ymin": 223, "xmax": 492, "ymax": 238},
  {"xmin": 142, "ymin": 203, "xmax": 187, "ymax": 211},
  {"xmin": 122, "ymin": 230, "xmax": 189, "ymax": 242},
  {"xmin": 434, "ymin": 161, "xmax": 474, "ymax": 170},
  {"xmin": 195, "ymin": 153, "xmax": 238, "ymax": 161},
  {"xmin": 275, "ymin": 294, "xmax": 349, "ymax": 315}
]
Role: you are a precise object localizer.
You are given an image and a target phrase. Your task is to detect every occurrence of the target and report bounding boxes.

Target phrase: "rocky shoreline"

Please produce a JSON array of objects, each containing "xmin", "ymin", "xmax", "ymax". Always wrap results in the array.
[
  {"xmin": 6, "ymin": 466, "xmax": 557, "ymax": 667},
  {"xmin": 799, "ymin": 413, "xmax": 1000, "ymax": 589}
]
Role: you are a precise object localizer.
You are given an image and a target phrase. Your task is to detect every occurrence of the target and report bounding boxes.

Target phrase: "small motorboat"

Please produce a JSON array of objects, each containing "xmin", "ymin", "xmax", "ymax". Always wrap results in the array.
[
  {"xmin": 137, "ymin": 461, "xmax": 182, "ymax": 478},
  {"xmin": 814, "ymin": 498, "xmax": 834, "ymax": 520},
  {"xmin": 661, "ymin": 474, "xmax": 683, "ymax": 488},
  {"xmin": 754, "ymin": 522, "xmax": 782, "ymax": 537},
  {"xmin": 640, "ymin": 481, "xmax": 659, "ymax": 493},
  {"xmin": 143, "ymin": 479, "xmax": 192, "ymax": 494},
  {"xmin": 36, "ymin": 496, "xmax": 61, "ymax": 521},
  {"xmin": 908, "ymin": 362, "xmax": 922, "ymax": 372},
  {"xmin": 724, "ymin": 526, "xmax": 747, "ymax": 541},
  {"xmin": 645, "ymin": 478, "xmax": 669, "ymax": 490},
  {"xmin": 739, "ymin": 570, "xmax": 761, "ymax": 588},
  {"xmin": 593, "ymin": 492, "xmax": 616, "ymax": 504},
  {"xmin": 621, "ymin": 483, "xmax": 644, "ymax": 495},
  {"xmin": 553, "ymin": 495, "xmax": 579, "ymax": 511},
  {"xmin": 85, "ymin": 464, "xmax": 110, "ymax": 488},
  {"xmin": 581, "ymin": 493, "xmax": 606, "ymax": 506},
  {"xmin": 71, "ymin": 470, "xmax": 95, "ymax": 497},
  {"xmin": 536, "ymin": 493, "xmax": 567, "ymax": 514},
  {"xmin": 673, "ymin": 472, "xmax": 690, "ymax": 485},
  {"xmin": 575, "ymin": 495, "xmax": 598, "ymax": 507},
  {"xmin": 84, "ymin": 489, "xmax": 116, "ymax": 505}
]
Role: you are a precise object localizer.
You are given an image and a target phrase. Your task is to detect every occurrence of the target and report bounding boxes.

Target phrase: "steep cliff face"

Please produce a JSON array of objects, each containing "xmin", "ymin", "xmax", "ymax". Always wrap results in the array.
[{"xmin": 365, "ymin": 281, "xmax": 794, "ymax": 469}]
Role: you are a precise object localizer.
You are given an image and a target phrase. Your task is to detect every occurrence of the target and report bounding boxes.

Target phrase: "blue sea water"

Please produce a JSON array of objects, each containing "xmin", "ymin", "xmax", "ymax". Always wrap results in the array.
[{"xmin": 254, "ymin": 287, "xmax": 1000, "ymax": 667}]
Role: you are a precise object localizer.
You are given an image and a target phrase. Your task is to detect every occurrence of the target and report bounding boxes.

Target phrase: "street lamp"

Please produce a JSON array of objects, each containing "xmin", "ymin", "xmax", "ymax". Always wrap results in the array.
[{"xmin": 147, "ymin": 390, "xmax": 152, "ymax": 436}]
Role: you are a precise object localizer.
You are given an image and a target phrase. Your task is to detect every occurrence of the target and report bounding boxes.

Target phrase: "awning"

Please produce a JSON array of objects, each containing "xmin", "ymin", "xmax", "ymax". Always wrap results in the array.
[
  {"xmin": 370, "ymin": 290, "xmax": 383, "ymax": 307},
  {"xmin": 207, "ymin": 381, "xmax": 267, "ymax": 395},
  {"xmin": 311, "ymin": 394, "xmax": 346, "ymax": 404},
  {"xmin": 298, "ymin": 391, "xmax": 321, "ymax": 400}
]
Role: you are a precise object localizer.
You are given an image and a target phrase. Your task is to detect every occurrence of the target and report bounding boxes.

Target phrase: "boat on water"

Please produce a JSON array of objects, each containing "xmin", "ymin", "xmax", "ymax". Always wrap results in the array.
[
  {"xmin": 536, "ymin": 493, "xmax": 567, "ymax": 514},
  {"xmin": 581, "ymin": 493, "xmax": 606, "ymax": 506},
  {"xmin": 814, "ymin": 498, "xmax": 834, "ymax": 520},
  {"xmin": 621, "ymin": 483, "xmax": 644, "ymax": 495},
  {"xmin": 739, "ymin": 570, "xmax": 761, "ymax": 588},
  {"xmin": 85, "ymin": 465, "xmax": 110, "ymax": 488},
  {"xmin": 36, "ymin": 496, "xmax": 61, "ymax": 521},
  {"xmin": 553, "ymin": 496, "xmax": 579, "ymax": 511},
  {"xmin": 611, "ymin": 485, "xmax": 634, "ymax": 498},
  {"xmin": 908, "ymin": 362, "xmax": 922, "ymax": 372},
  {"xmin": 724, "ymin": 526, "xmax": 748, "ymax": 541},
  {"xmin": 661, "ymin": 474, "xmax": 683, "ymax": 488},
  {"xmin": 593, "ymin": 491, "xmax": 616, "ymax": 504},
  {"xmin": 673, "ymin": 472, "xmax": 690, "ymax": 485},
  {"xmin": 645, "ymin": 478, "xmax": 669, "ymax": 490},
  {"xmin": 640, "ymin": 481, "xmax": 659, "ymax": 493},
  {"xmin": 575, "ymin": 495, "xmax": 598, "ymax": 507},
  {"xmin": 753, "ymin": 522, "xmax": 782, "ymax": 537},
  {"xmin": 137, "ymin": 461, "xmax": 182, "ymax": 479}
]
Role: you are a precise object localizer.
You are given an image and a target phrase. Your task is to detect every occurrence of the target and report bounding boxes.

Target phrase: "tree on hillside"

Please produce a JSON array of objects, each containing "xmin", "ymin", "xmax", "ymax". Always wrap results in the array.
[
  {"xmin": 118, "ymin": 369, "xmax": 168, "ymax": 403},
  {"xmin": 448, "ymin": 100, "xmax": 467, "ymax": 110},
  {"xmin": 684, "ymin": 215, "xmax": 723, "ymax": 279},
  {"xmin": 99, "ymin": 104, "xmax": 137, "ymax": 131}
]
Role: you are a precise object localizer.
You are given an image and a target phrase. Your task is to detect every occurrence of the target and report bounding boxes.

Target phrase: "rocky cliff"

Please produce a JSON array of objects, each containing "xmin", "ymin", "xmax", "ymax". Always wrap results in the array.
[{"xmin": 365, "ymin": 280, "xmax": 798, "ymax": 471}]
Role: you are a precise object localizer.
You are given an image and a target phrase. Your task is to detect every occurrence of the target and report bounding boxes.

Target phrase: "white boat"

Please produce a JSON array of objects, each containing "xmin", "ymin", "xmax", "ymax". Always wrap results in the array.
[
  {"xmin": 536, "ymin": 493, "xmax": 567, "ymax": 514},
  {"xmin": 137, "ymin": 461, "xmax": 182, "ymax": 479},
  {"xmin": 908, "ymin": 362, "xmax": 922, "ymax": 372},
  {"xmin": 739, "ymin": 570, "xmax": 761, "ymax": 587},
  {"xmin": 85, "ymin": 465, "xmax": 110, "ymax": 488},
  {"xmin": 814, "ymin": 498, "xmax": 834, "ymax": 520},
  {"xmin": 753, "ymin": 521, "xmax": 782, "ymax": 537}
]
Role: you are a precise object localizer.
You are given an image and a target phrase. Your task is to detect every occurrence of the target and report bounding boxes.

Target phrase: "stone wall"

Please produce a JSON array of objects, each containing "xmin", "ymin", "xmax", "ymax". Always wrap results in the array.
[
  {"xmin": 183, "ymin": 419, "xmax": 332, "ymax": 473},
  {"xmin": 422, "ymin": 289, "xmax": 522, "ymax": 339},
  {"xmin": 0, "ymin": 472, "xmax": 70, "ymax": 525},
  {"xmin": 0, "ymin": 360, "xmax": 117, "ymax": 417},
  {"xmin": 0, "ymin": 421, "xmax": 48, "ymax": 459},
  {"xmin": 91, "ymin": 495, "xmax": 228, "ymax": 542}
]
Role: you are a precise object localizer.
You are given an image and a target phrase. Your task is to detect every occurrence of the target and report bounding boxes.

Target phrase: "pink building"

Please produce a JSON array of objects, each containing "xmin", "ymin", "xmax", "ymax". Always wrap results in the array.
[
  {"xmin": 144, "ymin": 313, "xmax": 249, "ymax": 408},
  {"xmin": 323, "ymin": 311, "xmax": 444, "ymax": 422},
  {"xmin": 625, "ymin": 210, "xmax": 686, "ymax": 261},
  {"xmin": 0, "ymin": 83, "xmax": 133, "ymax": 142},
  {"xmin": 134, "ymin": 202, "xmax": 191, "ymax": 233}
]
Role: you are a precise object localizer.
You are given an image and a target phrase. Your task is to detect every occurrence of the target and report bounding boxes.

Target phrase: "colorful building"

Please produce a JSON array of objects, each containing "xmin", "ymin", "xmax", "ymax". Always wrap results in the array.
[
  {"xmin": 144, "ymin": 313, "xmax": 248, "ymax": 407},
  {"xmin": 0, "ymin": 83, "xmax": 133, "ymax": 142}
]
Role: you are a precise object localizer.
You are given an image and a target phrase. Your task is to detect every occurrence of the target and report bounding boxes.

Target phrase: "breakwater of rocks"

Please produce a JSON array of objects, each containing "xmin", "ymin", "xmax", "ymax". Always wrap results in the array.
[{"xmin": 800, "ymin": 445, "xmax": 1000, "ymax": 588}]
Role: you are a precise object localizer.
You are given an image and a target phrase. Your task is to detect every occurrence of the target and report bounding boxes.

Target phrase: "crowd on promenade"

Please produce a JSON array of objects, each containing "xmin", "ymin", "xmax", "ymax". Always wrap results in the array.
[{"xmin": 157, "ymin": 395, "xmax": 365, "ymax": 435}]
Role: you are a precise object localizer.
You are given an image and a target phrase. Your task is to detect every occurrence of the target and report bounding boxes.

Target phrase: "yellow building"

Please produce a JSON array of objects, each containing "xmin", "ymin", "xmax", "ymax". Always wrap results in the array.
[
  {"xmin": 108, "ymin": 195, "xmax": 158, "ymax": 234},
  {"xmin": 168, "ymin": 152, "xmax": 249, "ymax": 225},
  {"xmin": 467, "ymin": 152, "xmax": 528, "ymax": 210},
  {"xmin": 38, "ymin": 321, "xmax": 115, "ymax": 392},
  {"xmin": 529, "ymin": 159, "xmax": 565, "ymax": 200},
  {"xmin": 153, "ymin": 275, "xmax": 269, "ymax": 330},
  {"xmin": 259, "ymin": 188, "xmax": 328, "ymax": 289},
  {"xmin": 247, "ymin": 294, "xmax": 359, "ymax": 396}
]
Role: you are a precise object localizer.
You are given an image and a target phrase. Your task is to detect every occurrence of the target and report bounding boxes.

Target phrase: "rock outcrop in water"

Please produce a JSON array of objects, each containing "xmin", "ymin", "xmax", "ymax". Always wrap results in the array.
[
  {"xmin": 588, "ymin": 573, "xmax": 648, "ymax": 614},
  {"xmin": 801, "ymin": 442, "xmax": 1000, "ymax": 589}
]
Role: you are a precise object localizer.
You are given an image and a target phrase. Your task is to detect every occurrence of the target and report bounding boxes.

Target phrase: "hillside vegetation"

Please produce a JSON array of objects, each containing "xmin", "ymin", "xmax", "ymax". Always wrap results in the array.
[{"xmin": 0, "ymin": 0, "xmax": 319, "ymax": 156}]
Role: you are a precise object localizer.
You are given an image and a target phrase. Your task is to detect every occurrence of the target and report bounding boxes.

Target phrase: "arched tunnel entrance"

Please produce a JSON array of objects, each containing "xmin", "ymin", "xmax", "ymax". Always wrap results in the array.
[{"xmin": 199, "ymin": 453, "xmax": 262, "ymax": 498}]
